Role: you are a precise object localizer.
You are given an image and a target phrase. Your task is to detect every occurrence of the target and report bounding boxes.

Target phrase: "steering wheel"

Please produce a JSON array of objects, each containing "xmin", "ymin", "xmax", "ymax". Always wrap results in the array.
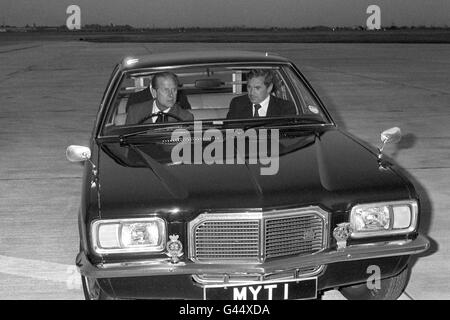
[{"xmin": 136, "ymin": 111, "xmax": 183, "ymax": 125}]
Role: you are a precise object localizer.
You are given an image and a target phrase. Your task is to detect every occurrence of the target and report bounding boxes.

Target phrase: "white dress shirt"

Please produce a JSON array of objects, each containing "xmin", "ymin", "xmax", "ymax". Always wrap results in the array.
[
  {"xmin": 151, "ymin": 100, "xmax": 171, "ymax": 123},
  {"xmin": 253, "ymin": 95, "xmax": 270, "ymax": 117}
]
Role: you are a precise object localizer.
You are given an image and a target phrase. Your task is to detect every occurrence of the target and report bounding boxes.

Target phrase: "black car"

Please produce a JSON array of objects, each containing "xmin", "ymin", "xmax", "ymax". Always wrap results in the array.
[{"xmin": 66, "ymin": 51, "xmax": 429, "ymax": 300}]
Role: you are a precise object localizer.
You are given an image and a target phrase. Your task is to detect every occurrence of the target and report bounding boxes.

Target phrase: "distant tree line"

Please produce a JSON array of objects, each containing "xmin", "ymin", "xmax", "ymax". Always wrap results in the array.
[{"xmin": 1, "ymin": 24, "xmax": 448, "ymax": 32}]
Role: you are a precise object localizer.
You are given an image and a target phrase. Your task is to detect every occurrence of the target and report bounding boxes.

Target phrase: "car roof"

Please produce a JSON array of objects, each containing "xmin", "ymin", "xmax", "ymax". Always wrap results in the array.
[{"xmin": 121, "ymin": 50, "xmax": 292, "ymax": 70}]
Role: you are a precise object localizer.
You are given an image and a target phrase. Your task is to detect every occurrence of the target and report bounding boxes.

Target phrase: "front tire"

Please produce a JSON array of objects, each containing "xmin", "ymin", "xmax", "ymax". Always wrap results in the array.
[
  {"xmin": 339, "ymin": 266, "xmax": 410, "ymax": 300},
  {"xmin": 81, "ymin": 275, "xmax": 112, "ymax": 300},
  {"xmin": 79, "ymin": 241, "xmax": 113, "ymax": 300}
]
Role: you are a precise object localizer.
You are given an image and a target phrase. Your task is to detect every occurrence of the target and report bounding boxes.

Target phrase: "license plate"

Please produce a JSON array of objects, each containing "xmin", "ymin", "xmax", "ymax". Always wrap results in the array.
[{"xmin": 204, "ymin": 277, "xmax": 317, "ymax": 300}]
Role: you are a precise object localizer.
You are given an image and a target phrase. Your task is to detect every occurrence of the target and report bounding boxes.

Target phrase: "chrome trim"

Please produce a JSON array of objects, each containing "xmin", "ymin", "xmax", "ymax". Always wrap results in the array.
[
  {"xmin": 350, "ymin": 200, "xmax": 418, "ymax": 238},
  {"xmin": 127, "ymin": 62, "xmax": 285, "ymax": 76},
  {"xmin": 97, "ymin": 258, "xmax": 170, "ymax": 268},
  {"xmin": 78, "ymin": 235, "xmax": 429, "ymax": 278},
  {"xmin": 188, "ymin": 206, "xmax": 329, "ymax": 264},
  {"xmin": 91, "ymin": 217, "xmax": 167, "ymax": 255},
  {"xmin": 192, "ymin": 265, "xmax": 324, "ymax": 286}
]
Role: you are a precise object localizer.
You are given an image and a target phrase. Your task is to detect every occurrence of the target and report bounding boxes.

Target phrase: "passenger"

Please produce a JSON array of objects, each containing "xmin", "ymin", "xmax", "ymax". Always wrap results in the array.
[
  {"xmin": 126, "ymin": 72, "xmax": 194, "ymax": 125},
  {"xmin": 226, "ymin": 69, "xmax": 296, "ymax": 119}
]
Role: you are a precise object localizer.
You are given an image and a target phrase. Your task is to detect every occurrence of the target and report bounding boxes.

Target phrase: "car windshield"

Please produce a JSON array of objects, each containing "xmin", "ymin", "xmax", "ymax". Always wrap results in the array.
[{"xmin": 101, "ymin": 64, "xmax": 330, "ymax": 136}]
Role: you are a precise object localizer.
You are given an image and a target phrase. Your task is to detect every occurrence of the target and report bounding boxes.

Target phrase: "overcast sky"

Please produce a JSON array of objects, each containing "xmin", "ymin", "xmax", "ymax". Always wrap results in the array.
[{"xmin": 1, "ymin": 0, "xmax": 449, "ymax": 27}]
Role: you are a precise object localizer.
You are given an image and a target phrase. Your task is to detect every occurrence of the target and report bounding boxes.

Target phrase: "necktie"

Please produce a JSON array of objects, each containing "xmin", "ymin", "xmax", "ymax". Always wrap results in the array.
[
  {"xmin": 155, "ymin": 112, "xmax": 165, "ymax": 123},
  {"xmin": 253, "ymin": 104, "xmax": 261, "ymax": 117}
]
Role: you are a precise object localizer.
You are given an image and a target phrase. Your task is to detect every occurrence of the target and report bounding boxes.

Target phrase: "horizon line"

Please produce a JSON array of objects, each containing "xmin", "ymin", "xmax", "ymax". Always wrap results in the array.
[{"xmin": 1, "ymin": 24, "xmax": 449, "ymax": 29}]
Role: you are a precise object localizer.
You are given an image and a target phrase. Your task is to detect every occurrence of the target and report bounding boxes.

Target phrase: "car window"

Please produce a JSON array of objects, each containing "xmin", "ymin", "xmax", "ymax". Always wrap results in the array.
[
  {"xmin": 101, "ymin": 64, "xmax": 329, "ymax": 135},
  {"xmin": 283, "ymin": 66, "xmax": 326, "ymax": 119}
]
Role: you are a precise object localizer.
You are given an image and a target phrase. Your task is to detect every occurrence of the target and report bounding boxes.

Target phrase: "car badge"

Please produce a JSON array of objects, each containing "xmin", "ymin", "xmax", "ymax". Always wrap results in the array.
[
  {"xmin": 303, "ymin": 229, "xmax": 315, "ymax": 241},
  {"xmin": 166, "ymin": 234, "xmax": 184, "ymax": 263},
  {"xmin": 333, "ymin": 223, "xmax": 353, "ymax": 250}
]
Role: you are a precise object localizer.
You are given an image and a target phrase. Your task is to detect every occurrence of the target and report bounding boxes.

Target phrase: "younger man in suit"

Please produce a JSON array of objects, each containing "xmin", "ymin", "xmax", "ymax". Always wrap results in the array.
[{"xmin": 226, "ymin": 69, "xmax": 296, "ymax": 119}]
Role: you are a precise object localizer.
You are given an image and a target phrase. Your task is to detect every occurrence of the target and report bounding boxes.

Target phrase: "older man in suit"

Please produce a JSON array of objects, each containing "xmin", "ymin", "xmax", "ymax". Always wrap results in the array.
[
  {"xmin": 226, "ymin": 69, "xmax": 296, "ymax": 119},
  {"xmin": 126, "ymin": 72, "xmax": 193, "ymax": 125}
]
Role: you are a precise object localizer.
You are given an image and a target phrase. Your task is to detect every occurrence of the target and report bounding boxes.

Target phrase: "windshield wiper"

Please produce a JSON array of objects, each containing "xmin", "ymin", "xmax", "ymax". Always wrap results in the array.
[
  {"xmin": 240, "ymin": 117, "xmax": 326, "ymax": 130},
  {"xmin": 118, "ymin": 123, "xmax": 192, "ymax": 144},
  {"xmin": 118, "ymin": 117, "xmax": 326, "ymax": 143}
]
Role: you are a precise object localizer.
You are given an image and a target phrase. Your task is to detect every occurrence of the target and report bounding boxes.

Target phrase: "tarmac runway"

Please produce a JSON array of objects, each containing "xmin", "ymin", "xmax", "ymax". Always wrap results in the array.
[{"xmin": 0, "ymin": 40, "xmax": 449, "ymax": 300}]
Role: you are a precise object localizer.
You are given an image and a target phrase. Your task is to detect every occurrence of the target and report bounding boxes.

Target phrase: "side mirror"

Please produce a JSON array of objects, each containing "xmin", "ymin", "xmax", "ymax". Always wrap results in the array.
[
  {"xmin": 66, "ymin": 145, "xmax": 91, "ymax": 162},
  {"xmin": 378, "ymin": 127, "xmax": 402, "ymax": 163},
  {"xmin": 381, "ymin": 127, "xmax": 402, "ymax": 145}
]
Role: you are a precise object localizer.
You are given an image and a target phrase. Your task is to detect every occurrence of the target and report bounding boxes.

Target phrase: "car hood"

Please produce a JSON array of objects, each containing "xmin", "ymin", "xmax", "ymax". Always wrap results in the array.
[{"xmin": 97, "ymin": 127, "xmax": 411, "ymax": 218}]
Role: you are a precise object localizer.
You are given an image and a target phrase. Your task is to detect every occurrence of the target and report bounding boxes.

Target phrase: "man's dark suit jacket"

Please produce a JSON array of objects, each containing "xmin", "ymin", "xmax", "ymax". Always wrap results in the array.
[
  {"xmin": 125, "ymin": 99, "xmax": 194, "ymax": 125},
  {"xmin": 226, "ymin": 94, "xmax": 297, "ymax": 119}
]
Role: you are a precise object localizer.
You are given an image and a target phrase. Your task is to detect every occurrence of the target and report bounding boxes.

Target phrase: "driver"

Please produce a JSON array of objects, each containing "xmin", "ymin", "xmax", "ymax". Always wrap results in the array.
[{"xmin": 126, "ymin": 72, "xmax": 194, "ymax": 125}]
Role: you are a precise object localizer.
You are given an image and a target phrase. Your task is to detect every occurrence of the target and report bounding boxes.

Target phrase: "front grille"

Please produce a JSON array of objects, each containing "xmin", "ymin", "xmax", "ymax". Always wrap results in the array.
[
  {"xmin": 189, "ymin": 208, "xmax": 328, "ymax": 263},
  {"xmin": 265, "ymin": 214, "xmax": 324, "ymax": 258},
  {"xmin": 194, "ymin": 220, "xmax": 261, "ymax": 262}
]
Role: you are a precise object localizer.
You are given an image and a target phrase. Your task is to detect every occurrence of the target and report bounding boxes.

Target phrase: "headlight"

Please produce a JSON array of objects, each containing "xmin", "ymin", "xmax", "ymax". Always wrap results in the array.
[
  {"xmin": 91, "ymin": 218, "xmax": 166, "ymax": 254},
  {"xmin": 350, "ymin": 200, "xmax": 418, "ymax": 238}
]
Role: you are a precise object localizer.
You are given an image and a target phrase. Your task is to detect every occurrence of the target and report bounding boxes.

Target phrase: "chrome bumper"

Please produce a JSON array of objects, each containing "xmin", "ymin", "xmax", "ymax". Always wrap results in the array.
[{"xmin": 77, "ymin": 235, "xmax": 429, "ymax": 279}]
